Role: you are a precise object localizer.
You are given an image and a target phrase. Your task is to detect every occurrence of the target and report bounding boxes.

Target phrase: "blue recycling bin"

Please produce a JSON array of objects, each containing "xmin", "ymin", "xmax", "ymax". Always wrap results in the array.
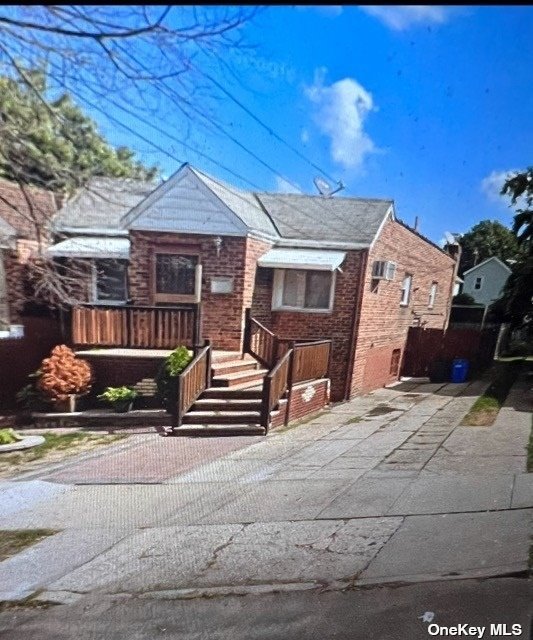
[{"xmin": 451, "ymin": 358, "xmax": 469, "ymax": 383}]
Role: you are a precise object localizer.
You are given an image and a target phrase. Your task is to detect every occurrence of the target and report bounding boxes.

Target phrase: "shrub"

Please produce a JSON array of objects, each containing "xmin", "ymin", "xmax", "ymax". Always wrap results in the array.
[
  {"xmin": 0, "ymin": 428, "xmax": 22, "ymax": 445},
  {"xmin": 38, "ymin": 345, "xmax": 92, "ymax": 402},
  {"xmin": 97, "ymin": 386, "xmax": 138, "ymax": 404},
  {"xmin": 155, "ymin": 345, "xmax": 192, "ymax": 413},
  {"xmin": 453, "ymin": 292, "xmax": 476, "ymax": 305}
]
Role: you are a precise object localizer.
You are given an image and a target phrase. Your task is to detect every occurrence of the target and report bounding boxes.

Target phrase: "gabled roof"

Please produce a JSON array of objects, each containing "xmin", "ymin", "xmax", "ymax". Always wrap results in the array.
[
  {"xmin": 462, "ymin": 256, "xmax": 513, "ymax": 276},
  {"xmin": 122, "ymin": 163, "xmax": 394, "ymax": 247},
  {"xmin": 53, "ymin": 177, "xmax": 156, "ymax": 235}
]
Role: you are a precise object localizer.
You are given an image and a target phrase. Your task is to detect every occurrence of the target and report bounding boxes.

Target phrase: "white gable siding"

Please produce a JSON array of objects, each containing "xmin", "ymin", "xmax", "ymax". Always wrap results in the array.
[
  {"xmin": 462, "ymin": 259, "xmax": 511, "ymax": 306},
  {"xmin": 126, "ymin": 167, "xmax": 249, "ymax": 236}
]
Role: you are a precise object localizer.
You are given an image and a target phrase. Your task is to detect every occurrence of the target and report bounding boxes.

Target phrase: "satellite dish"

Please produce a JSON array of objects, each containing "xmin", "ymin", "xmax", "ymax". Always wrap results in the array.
[{"xmin": 313, "ymin": 176, "xmax": 345, "ymax": 197}]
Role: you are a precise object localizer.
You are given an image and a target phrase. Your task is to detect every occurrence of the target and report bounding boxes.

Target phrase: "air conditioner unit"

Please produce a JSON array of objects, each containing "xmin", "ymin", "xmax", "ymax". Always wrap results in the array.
[{"xmin": 372, "ymin": 260, "xmax": 396, "ymax": 281}]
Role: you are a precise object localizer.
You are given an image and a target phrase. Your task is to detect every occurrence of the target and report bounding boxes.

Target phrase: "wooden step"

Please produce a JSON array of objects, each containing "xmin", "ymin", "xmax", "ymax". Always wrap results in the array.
[
  {"xmin": 211, "ymin": 369, "xmax": 268, "ymax": 388},
  {"xmin": 173, "ymin": 424, "xmax": 266, "ymax": 437},
  {"xmin": 211, "ymin": 359, "xmax": 259, "ymax": 377},
  {"xmin": 201, "ymin": 388, "xmax": 263, "ymax": 400},
  {"xmin": 192, "ymin": 398, "xmax": 262, "ymax": 412},
  {"xmin": 182, "ymin": 410, "xmax": 261, "ymax": 424}
]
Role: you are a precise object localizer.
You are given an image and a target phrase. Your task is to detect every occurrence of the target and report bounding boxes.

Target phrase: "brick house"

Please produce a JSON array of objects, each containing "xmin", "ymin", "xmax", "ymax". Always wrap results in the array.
[
  {"xmin": 0, "ymin": 179, "xmax": 58, "ymax": 329},
  {"xmin": 57, "ymin": 163, "xmax": 456, "ymax": 404}
]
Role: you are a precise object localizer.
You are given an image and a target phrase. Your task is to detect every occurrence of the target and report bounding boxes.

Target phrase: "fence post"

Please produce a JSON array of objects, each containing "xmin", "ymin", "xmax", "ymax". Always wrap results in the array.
[
  {"xmin": 173, "ymin": 375, "xmax": 182, "ymax": 431},
  {"xmin": 284, "ymin": 344, "xmax": 295, "ymax": 427},
  {"xmin": 261, "ymin": 375, "xmax": 271, "ymax": 432},
  {"xmin": 242, "ymin": 307, "xmax": 251, "ymax": 359},
  {"xmin": 205, "ymin": 339, "xmax": 212, "ymax": 387}
]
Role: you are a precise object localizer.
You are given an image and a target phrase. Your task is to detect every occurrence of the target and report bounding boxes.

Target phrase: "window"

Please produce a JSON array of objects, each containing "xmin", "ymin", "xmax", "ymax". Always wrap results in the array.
[
  {"xmin": 372, "ymin": 260, "xmax": 396, "ymax": 281},
  {"xmin": 428, "ymin": 282, "xmax": 438, "ymax": 309},
  {"xmin": 400, "ymin": 274, "xmax": 412, "ymax": 306},
  {"xmin": 390, "ymin": 348, "xmax": 401, "ymax": 376},
  {"xmin": 93, "ymin": 259, "xmax": 128, "ymax": 303},
  {"xmin": 474, "ymin": 276, "xmax": 484, "ymax": 291},
  {"xmin": 153, "ymin": 253, "xmax": 200, "ymax": 303},
  {"xmin": 273, "ymin": 269, "xmax": 334, "ymax": 312}
]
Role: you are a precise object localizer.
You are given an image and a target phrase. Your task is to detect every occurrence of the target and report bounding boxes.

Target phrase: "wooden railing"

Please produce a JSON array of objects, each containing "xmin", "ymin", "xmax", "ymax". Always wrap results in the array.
[
  {"xmin": 72, "ymin": 304, "xmax": 200, "ymax": 349},
  {"xmin": 243, "ymin": 309, "xmax": 277, "ymax": 369},
  {"xmin": 292, "ymin": 340, "xmax": 331, "ymax": 384},
  {"xmin": 261, "ymin": 348, "xmax": 292, "ymax": 430},
  {"xmin": 173, "ymin": 341, "xmax": 212, "ymax": 429}
]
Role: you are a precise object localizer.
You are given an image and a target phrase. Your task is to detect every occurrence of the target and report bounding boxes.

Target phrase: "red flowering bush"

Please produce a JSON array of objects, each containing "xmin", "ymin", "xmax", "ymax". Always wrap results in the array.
[{"xmin": 38, "ymin": 345, "xmax": 92, "ymax": 401}]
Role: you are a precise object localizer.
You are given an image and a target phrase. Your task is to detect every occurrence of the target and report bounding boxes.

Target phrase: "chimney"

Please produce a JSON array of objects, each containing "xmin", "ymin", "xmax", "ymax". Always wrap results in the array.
[{"xmin": 414, "ymin": 216, "xmax": 419, "ymax": 231}]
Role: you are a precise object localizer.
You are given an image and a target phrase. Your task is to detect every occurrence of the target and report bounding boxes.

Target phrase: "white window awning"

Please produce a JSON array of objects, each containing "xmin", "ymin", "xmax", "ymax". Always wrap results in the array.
[
  {"xmin": 257, "ymin": 248, "xmax": 346, "ymax": 271},
  {"xmin": 47, "ymin": 236, "xmax": 130, "ymax": 260}
]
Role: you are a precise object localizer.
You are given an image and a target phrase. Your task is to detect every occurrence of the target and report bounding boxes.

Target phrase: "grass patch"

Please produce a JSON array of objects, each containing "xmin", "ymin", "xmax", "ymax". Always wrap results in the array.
[
  {"xmin": 527, "ymin": 416, "xmax": 533, "ymax": 472},
  {"xmin": 461, "ymin": 362, "xmax": 521, "ymax": 427},
  {"xmin": 0, "ymin": 431, "xmax": 126, "ymax": 477},
  {"xmin": 0, "ymin": 529, "xmax": 56, "ymax": 562}
]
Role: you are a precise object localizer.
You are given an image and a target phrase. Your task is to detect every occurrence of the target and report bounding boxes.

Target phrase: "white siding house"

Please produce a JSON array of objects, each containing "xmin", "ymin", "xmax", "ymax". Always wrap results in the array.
[{"xmin": 462, "ymin": 257, "xmax": 512, "ymax": 306}]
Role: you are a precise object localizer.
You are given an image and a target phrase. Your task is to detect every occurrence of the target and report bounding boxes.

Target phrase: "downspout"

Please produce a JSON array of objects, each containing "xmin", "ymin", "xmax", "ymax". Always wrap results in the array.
[{"xmin": 344, "ymin": 249, "xmax": 369, "ymax": 401}]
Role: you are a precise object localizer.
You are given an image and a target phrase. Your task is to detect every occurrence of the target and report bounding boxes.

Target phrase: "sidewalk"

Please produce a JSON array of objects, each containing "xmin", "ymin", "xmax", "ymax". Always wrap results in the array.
[{"xmin": 0, "ymin": 375, "xmax": 531, "ymax": 603}]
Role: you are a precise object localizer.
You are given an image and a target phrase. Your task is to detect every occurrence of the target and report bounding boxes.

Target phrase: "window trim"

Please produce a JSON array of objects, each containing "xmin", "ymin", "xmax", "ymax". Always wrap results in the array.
[
  {"xmin": 400, "ymin": 273, "xmax": 413, "ymax": 307},
  {"xmin": 91, "ymin": 259, "xmax": 128, "ymax": 305},
  {"xmin": 272, "ymin": 268, "xmax": 336, "ymax": 314},
  {"xmin": 151, "ymin": 248, "xmax": 202, "ymax": 305},
  {"xmin": 428, "ymin": 282, "xmax": 438, "ymax": 309}
]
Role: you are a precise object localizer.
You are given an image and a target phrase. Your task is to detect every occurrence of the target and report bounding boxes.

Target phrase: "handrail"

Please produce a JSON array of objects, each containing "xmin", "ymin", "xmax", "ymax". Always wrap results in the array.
[
  {"xmin": 261, "ymin": 348, "xmax": 292, "ymax": 431},
  {"xmin": 244, "ymin": 309, "xmax": 278, "ymax": 369},
  {"xmin": 173, "ymin": 341, "xmax": 211, "ymax": 430}
]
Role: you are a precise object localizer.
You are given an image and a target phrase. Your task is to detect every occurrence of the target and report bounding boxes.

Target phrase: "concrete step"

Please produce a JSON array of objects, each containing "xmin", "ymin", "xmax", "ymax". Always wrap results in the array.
[
  {"xmin": 173, "ymin": 424, "xmax": 266, "ymax": 437},
  {"xmin": 182, "ymin": 410, "xmax": 261, "ymax": 424},
  {"xmin": 212, "ymin": 369, "xmax": 268, "ymax": 388},
  {"xmin": 211, "ymin": 359, "xmax": 259, "ymax": 377},
  {"xmin": 192, "ymin": 398, "xmax": 263, "ymax": 412},
  {"xmin": 201, "ymin": 388, "xmax": 263, "ymax": 400}
]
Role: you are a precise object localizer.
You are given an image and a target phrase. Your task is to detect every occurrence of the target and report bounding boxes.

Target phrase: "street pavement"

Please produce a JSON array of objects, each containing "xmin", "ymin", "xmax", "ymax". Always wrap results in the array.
[{"xmin": 0, "ymin": 374, "xmax": 531, "ymax": 638}]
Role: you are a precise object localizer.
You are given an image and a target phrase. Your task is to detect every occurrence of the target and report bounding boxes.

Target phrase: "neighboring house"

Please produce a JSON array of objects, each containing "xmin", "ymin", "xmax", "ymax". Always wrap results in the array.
[
  {"xmin": 0, "ymin": 178, "xmax": 58, "ymax": 328},
  {"xmin": 64, "ymin": 163, "xmax": 457, "ymax": 404},
  {"xmin": 47, "ymin": 177, "xmax": 157, "ymax": 305},
  {"xmin": 461, "ymin": 257, "xmax": 512, "ymax": 307}
]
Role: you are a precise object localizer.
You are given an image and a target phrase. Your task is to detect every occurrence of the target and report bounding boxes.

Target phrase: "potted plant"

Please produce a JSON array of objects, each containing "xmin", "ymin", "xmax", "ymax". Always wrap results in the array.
[
  {"xmin": 97, "ymin": 386, "xmax": 138, "ymax": 413},
  {"xmin": 155, "ymin": 345, "xmax": 192, "ymax": 414},
  {"xmin": 37, "ymin": 345, "xmax": 92, "ymax": 412}
]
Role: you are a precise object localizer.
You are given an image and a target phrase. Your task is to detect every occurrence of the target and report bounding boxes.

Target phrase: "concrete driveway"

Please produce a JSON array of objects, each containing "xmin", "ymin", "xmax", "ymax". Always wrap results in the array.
[{"xmin": 0, "ymin": 374, "xmax": 531, "ymax": 632}]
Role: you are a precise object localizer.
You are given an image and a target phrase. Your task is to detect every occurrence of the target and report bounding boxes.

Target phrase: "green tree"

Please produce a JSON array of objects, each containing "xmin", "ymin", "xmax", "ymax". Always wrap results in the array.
[
  {"xmin": 458, "ymin": 220, "xmax": 523, "ymax": 276},
  {"xmin": 0, "ymin": 71, "xmax": 158, "ymax": 193},
  {"xmin": 498, "ymin": 168, "xmax": 533, "ymax": 329}
]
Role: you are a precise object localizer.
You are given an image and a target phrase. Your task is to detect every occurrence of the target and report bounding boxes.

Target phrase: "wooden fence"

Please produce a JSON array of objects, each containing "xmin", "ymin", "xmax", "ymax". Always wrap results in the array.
[{"xmin": 72, "ymin": 304, "xmax": 200, "ymax": 349}]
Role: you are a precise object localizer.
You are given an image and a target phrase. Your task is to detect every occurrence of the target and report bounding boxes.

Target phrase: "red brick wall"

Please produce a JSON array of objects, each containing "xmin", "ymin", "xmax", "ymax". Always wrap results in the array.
[
  {"xmin": 271, "ymin": 378, "xmax": 330, "ymax": 429},
  {"xmin": 251, "ymin": 250, "xmax": 366, "ymax": 401},
  {"xmin": 128, "ymin": 231, "xmax": 272, "ymax": 351},
  {"xmin": 351, "ymin": 219, "xmax": 456, "ymax": 394},
  {"xmin": 0, "ymin": 179, "xmax": 57, "ymax": 240},
  {"xmin": 80, "ymin": 353, "xmax": 165, "ymax": 408},
  {"xmin": 3, "ymin": 239, "xmax": 41, "ymax": 319}
]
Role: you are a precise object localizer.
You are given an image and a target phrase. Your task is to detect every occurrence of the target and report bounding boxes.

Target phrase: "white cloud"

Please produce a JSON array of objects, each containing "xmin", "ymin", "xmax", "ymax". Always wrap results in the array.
[
  {"xmin": 274, "ymin": 176, "xmax": 302, "ymax": 194},
  {"xmin": 359, "ymin": 6, "xmax": 449, "ymax": 31},
  {"xmin": 481, "ymin": 169, "xmax": 518, "ymax": 204},
  {"xmin": 304, "ymin": 68, "xmax": 377, "ymax": 171}
]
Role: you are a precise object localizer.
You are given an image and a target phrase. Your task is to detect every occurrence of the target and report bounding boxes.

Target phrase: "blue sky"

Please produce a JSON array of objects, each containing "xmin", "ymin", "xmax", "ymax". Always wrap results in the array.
[{"xmin": 96, "ymin": 5, "xmax": 532, "ymax": 244}]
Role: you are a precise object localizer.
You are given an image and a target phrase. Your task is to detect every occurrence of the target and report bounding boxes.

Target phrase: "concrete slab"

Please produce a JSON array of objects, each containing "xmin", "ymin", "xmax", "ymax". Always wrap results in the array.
[
  {"xmin": 317, "ymin": 477, "xmax": 413, "ymax": 518},
  {"xmin": 46, "ymin": 525, "xmax": 243, "ymax": 594},
  {"xmin": 193, "ymin": 479, "xmax": 351, "ymax": 524},
  {"xmin": 425, "ymin": 454, "xmax": 527, "ymax": 475},
  {"xmin": 190, "ymin": 517, "xmax": 403, "ymax": 588},
  {"xmin": 387, "ymin": 474, "xmax": 515, "ymax": 515},
  {"xmin": 511, "ymin": 474, "xmax": 533, "ymax": 508},
  {"xmin": 326, "ymin": 456, "xmax": 382, "ymax": 470},
  {"xmin": 0, "ymin": 480, "xmax": 72, "ymax": 518},
  {"xmin": 361, "ymin": 509, "xmax": 533, "ymax": 582},
  {"xmin": 0, "ymin": 528, "xmax": 128, "ymax": 601}
]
